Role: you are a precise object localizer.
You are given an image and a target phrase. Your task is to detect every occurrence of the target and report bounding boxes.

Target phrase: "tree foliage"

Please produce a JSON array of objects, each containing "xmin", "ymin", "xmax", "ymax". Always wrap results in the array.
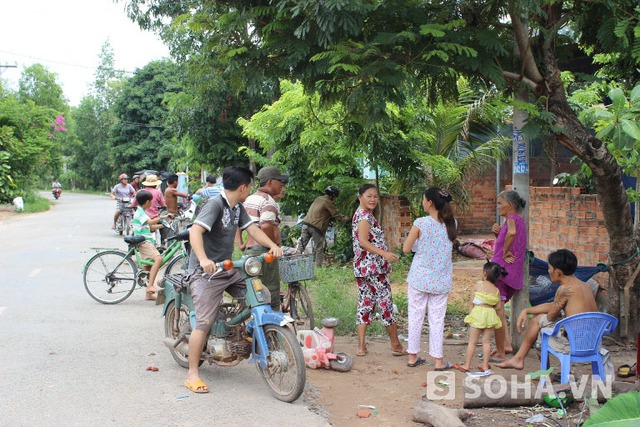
[{"xmin": 110, "ymin": 59, "xmax": 185, "ymax": 174}]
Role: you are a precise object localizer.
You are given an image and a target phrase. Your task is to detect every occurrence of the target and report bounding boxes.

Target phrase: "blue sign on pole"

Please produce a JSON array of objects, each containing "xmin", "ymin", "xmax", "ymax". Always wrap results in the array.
[{"xmin": 513, "ymin": 129, "xmax": 528, "ymax": 174}]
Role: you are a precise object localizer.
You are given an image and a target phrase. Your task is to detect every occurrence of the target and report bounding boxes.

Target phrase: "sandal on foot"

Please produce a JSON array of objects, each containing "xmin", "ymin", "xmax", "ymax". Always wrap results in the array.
[
  {"xmin": 184, "ymin": 379, "xmax": 209, "ymax": 393},
  {"xmin": 478, "ymin": 364, "xmax": 491, "ymax": 372},
  {"xmin": 454, "ymin": 364, "xmax": 469, "ymax": 373},
  {"xmin": 434, "ymin": 362, "xmax": 452, "ymax": 371},
  {"xmin": 407, "ymin": 357, "xmax": 426, "ymax": 368},
  {"xmin": 356, "ymin": 349, "xmax": 368, "ymax": 357},
  {"xmin": 145, "ymin": 291, "xmax": 157, "ymax": 301},
  {"xmin": 617, "ymin": 363, "xmax": 637, "ymax": 378},
  {"xmin": 391, "ymin": 347, "xmax": 408, "ymax": 356}
]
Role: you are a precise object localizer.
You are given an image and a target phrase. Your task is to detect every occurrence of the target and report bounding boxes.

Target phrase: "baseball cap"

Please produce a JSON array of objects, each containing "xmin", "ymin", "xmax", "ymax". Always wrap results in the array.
[{"xmin": 257, "ymin": 166, "xmax": 289, "ymax": 186}]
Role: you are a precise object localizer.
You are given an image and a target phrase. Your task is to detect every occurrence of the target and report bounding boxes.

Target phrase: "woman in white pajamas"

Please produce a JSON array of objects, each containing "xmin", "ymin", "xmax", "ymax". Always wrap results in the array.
[{"xmin": 402, "ymin": 187, "xmax": 457, "ymax": 369}]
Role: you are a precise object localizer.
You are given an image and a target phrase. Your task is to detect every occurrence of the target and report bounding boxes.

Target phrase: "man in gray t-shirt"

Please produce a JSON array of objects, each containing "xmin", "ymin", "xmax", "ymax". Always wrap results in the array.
[{"xmin": 184, "ymin": 166, "xmax": 283, "ymax": 394}]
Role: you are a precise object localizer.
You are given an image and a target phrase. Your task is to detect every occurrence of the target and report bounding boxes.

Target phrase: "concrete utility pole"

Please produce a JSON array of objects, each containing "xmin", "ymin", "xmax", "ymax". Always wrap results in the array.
[{"xmin": 510, "ymin": 87, "xmax": 531, "ymax": 350}]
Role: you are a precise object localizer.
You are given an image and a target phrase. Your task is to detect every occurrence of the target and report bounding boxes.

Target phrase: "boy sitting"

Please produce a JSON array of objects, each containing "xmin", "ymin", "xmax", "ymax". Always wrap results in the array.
[{"xmin": 133, "ymin": 190, "xmax": 164, "ymax": 300}]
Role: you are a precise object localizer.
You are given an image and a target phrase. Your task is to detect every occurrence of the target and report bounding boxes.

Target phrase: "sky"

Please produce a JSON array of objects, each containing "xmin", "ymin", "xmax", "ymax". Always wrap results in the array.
[{"xmin": 0, "ymin": 0, "xmax": 169, "ymax": 106}]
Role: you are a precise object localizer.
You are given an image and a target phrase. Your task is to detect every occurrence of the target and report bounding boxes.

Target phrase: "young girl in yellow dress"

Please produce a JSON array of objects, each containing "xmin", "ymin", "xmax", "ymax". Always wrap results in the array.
[{"xmin": 456, "ymin": 262, "xmax": 505, "ymax": 374}]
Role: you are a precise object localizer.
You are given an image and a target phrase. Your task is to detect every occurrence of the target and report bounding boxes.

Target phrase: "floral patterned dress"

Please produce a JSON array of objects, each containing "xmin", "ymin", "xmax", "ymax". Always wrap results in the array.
[{"xmin": 352, "ymin": 208, "xmax": 395, "ymax": 326}]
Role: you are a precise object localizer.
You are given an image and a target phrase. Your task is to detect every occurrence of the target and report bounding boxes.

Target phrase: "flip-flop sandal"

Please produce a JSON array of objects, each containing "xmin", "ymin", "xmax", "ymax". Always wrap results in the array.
[
  {"xmin": 184, "ymin": 379, "xmax": 209, "ymax": 393},
  {"xmin": 407, "ymin": 357, "xmax": 426, "ymax": 367},
  {"xmin": 356, "ymin": 349, "xmax": 368, "ymax": 357},
  {"xmin": 477, "ymin": 363, "xmax": 491, "ymax": 372},
  {"xmin": 454, "ymin": 363, "xmax": 469, "ymax": 373},
  {"xmin": 489, "ymin": 357, "xmax": 504, "ymax": 364},
  {"xmin": 145, "ymin": 291, "xmax": 157, "ymax": 301},
  {"xmin": 434, "ymin": 362, "xmax": 452, "ymax": 371},
  {"xmin": 617, "ymin": 363, "xmax": 637, "ymax": 378},
  {"xmin": 391, "ymin": 348, "xmax": 408, "ymax": 356}
]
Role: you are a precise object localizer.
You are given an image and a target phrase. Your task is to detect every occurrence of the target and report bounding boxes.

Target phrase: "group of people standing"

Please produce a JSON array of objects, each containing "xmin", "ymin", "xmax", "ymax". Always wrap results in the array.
[
  {"xmin": 351, "ymin": 184, "xmax": 529, "ymax": 375},
  {"xmin": 172, "ymin": 164, "xmax": 597, "ymax": 392}
]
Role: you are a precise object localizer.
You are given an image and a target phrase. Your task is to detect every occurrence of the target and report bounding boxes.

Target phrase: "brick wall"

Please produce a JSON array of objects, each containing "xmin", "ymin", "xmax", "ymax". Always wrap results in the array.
[
  {"xmin": 380, "ymin": 195, "xmax": 412, "ymax": 251},
  {"xmin": 381, "ymin": 187, "xmax": 609, "ymax": 271},
  {"xmin": 529, "ymin": 186, "xmax": 609, "ymax": 265},
  {"xmin": 456, "ymin": 158, "xmax": 579, "ymax": 234}
]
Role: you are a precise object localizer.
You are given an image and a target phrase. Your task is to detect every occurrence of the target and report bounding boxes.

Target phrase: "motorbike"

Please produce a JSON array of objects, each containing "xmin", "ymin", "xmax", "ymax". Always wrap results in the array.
[
  {"xmin": 297, "ymin": 317, "xmax": 353, "ymax": 372},
  {"xmin": 115, "ymin": 197, "xmax": 133, "ymax": 236},
  {"xmin": 161, "ymin": 252, "xmax": 306, "ymax": 402},
  {"xmin": 52, "ymin": 188, "xmax": 62, "ymax": 199}
]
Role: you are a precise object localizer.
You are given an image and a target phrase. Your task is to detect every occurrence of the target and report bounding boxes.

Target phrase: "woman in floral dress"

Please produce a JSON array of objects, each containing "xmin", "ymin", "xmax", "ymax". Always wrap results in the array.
[
  {"xmin": 352, "ymin": 183, "xmax": 405, "ymax": 357},
  {"xmin": 402, "ymin": 187, "xmax": 457, "ymax": 369}
]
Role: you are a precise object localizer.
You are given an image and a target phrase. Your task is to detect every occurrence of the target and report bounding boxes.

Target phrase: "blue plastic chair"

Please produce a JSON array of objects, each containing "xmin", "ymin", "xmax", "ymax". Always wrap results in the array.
[{"xmin": 540, "ymin": 312, "xmax": 618, "ymax": 384}]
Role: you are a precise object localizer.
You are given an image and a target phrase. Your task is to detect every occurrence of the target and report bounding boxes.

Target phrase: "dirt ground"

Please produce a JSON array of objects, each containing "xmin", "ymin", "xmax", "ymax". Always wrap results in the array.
[{"xmin": 303, "ymin": 256, "xmax": 640, "ymax": 427}]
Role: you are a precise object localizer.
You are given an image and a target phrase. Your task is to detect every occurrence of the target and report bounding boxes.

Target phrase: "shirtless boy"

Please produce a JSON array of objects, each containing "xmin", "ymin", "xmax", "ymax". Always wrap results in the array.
[
  {"xmin": 496, "ymin": 249, "xmax": 598, "ymax": 370},
  {"xmin": 164, "ymin": 174, "xmax": 189, "ymax": 216}
]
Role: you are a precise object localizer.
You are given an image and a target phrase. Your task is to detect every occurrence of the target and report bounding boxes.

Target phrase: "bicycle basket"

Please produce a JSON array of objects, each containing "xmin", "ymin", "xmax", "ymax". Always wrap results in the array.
[{"xmin": 278, "ymin": 254, "xmax": 315, "ymax": 282}]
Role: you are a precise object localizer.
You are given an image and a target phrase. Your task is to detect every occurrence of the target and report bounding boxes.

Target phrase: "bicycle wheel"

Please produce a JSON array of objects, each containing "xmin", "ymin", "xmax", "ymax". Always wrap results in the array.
[
  {"xmin": 83, "ymin": 250, "xmax": 137, "ymax": 304},
  {"xmin": 289, "ymin": 283, "xmax": 314, "ymax": 330},
  {"xmin": 256, "ymin": 325, "xmax": 306, "ymax": 402},
  {"xmin": 164, "ymin": 252, "xmax": 188, "ymax": 276}
]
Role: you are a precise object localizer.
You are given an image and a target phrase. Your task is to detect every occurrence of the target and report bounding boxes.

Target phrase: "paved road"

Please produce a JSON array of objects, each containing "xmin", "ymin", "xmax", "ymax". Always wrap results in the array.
[{"xmin": 0, "ymin": 193, "xmax": 327, "ymax": 427}]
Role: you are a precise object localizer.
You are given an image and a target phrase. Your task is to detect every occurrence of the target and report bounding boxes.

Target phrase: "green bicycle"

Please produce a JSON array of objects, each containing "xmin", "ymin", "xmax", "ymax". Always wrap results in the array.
[{"xmin": 83, "ymin": 227, "xmax": 190, "ymax": 304}]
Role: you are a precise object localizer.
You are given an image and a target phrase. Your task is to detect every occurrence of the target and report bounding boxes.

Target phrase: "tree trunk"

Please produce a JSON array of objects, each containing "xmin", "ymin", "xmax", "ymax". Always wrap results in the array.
[{"xmin": 538, "ymin": 4, "xmax": 640, "ymax": 341}]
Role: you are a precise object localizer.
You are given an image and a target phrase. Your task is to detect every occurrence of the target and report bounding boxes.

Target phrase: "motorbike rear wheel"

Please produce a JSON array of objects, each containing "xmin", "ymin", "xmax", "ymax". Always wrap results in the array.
[
  {"xmin": 256, "ymin": 325, "xmax": 306, "ymax": 402},
  {"xmin": 289, "ymin": 283, "xmax": 314, "ymax": 331},
  {"xmin": 83, "ymin": 250, "xmax": 137, "ymax": 304},
  {"xmin": 164, "ymin": 300, "xmax": 202, "ymax": 368}
]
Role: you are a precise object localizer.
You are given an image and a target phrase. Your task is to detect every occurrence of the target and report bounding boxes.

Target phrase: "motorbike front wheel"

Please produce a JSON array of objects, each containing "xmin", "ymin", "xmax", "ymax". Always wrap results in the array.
[
  {"xmin": 164, "ymin": 300, "xmax": 202, "ymax": 368},
  {"xmin": 256, "ymin": 325, "xmax": 306, "ymax": 403},
  {"xmin": 83, "ymin": 250, "xmax": 137, "ymax": 304},
  {"xmin": 123, "ymin": 214, "xmax": 132, "ymax": 236}
]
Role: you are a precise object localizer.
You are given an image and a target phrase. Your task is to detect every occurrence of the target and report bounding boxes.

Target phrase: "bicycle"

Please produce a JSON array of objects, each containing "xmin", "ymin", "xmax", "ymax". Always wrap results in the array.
[
  {"xmin": 279, "ymin": 253, "xmax": 315, "ymax": 330},
  {"xmin": 83, "ymin": 225, "xmax": 190, "ymax": 304},
  {"xmin": 115, "ymin": 197, "xmax": 134, "ymax": 236}
]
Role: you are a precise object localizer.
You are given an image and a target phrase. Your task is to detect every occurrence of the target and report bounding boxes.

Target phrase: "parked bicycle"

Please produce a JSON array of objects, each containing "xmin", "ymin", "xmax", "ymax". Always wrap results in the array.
[
  {"xmin": 115, "ymin": 197, "xmax": 134, "ymax": 236},
  {"xmin": 83, "ymin": 225, "xmax": 190, "ymax": 304},
  {"xmin": 279, "ymin": 253, "xmax": 315, "ymax": 331}
]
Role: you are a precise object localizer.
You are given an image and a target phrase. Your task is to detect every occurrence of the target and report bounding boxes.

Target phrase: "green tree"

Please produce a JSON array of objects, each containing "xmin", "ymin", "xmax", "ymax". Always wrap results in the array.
[
  {"xmin": 70, "ymin": 41, "xmax": 124, "ymax": 190},
  {"xmin": 109, "ymin": 59, "xmax": 184, "ymax": 173},
  {"xmin": 18, "ymin": 64, "xmax": 68, "ymax": 113},
  {"xmin": 125, "ymin": 0, "xmax": 640, "ymax": 338}
]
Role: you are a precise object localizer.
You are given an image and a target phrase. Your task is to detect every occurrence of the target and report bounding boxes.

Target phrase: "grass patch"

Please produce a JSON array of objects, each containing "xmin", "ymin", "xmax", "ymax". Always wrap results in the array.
[
  {"xmin": 306, "ymin": 265, "xmax": 386, "ymax": 336},
  {"xmin": 303, "ymin": 260, "xmax": 470, "ymax": 336},
  {"xmin": 20, "ymin": 192, "xmax": 51, "ymax": 213}
]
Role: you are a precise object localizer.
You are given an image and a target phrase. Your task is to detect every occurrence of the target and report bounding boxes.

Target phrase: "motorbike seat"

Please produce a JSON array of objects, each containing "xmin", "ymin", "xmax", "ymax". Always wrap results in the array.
[{"xmin": 124, "ymin": 235, "xmax": 146, "ymax": 245}]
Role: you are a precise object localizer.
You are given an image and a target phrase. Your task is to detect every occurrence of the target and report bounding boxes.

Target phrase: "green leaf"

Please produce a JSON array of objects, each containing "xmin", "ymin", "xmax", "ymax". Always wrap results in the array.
[
  {"xmin": 621, "ymin": 119, "xmax": 640, "ymax": 140},
  {"xmin": 583, "ymin": 391, "xmax": 640, "ymax": 426},
  {"xmin": 608, "ymin": 88, "xmax": 627, "ymax": 109}
]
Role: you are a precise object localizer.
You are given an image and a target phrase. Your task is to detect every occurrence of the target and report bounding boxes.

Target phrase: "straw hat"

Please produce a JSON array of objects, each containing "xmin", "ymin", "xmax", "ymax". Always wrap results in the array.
[{"xmin": 142, "ymin": 174, "xmax": 161, "ymax": 187}]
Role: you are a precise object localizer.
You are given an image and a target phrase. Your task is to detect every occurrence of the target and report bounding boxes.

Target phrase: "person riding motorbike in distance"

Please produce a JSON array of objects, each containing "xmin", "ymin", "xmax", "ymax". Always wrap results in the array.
[
  {"xmin": 184, "ymin": 166, "xmax": 283, "ymax": 394},
  {"xmin": 111, "ymin": 173, "xmax": 135, "ymax": 230},
  {"xmin": 296, "ymin": 185, "xmax": 349, "ymax": 267},
  {"xmin": 52, "ymin": 178, "xmax": 62, "ymax": 198}
]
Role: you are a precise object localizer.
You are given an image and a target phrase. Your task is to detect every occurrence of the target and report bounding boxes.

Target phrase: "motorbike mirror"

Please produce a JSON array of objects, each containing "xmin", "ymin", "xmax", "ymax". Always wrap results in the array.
[
  {"xmin": 264, "ymin": 253, "xmax": 275, "ymax": 263},
  {"xmin": 222, "ymin": 259, "xmax": 234, "ymax": 270}
]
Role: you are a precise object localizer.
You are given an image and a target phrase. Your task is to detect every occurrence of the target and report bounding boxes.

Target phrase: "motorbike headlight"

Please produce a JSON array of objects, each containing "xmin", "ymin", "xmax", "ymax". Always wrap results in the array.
[{"xmin": 244, "ymin": 257, "xmax": 262, "ymax": 276}]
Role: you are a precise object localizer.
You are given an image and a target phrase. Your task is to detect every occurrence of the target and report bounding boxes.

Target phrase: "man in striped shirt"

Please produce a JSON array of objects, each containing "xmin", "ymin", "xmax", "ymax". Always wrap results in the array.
[{"xmin": 242, "ymin": 166, "xmax": 288, "ymax": 311}]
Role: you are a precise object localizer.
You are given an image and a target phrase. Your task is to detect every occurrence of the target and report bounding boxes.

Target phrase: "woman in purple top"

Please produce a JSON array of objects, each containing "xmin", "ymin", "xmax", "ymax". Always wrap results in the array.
[{"xmin": 490, "ymin": 190, "xmax": 527, "ymax": 361}]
